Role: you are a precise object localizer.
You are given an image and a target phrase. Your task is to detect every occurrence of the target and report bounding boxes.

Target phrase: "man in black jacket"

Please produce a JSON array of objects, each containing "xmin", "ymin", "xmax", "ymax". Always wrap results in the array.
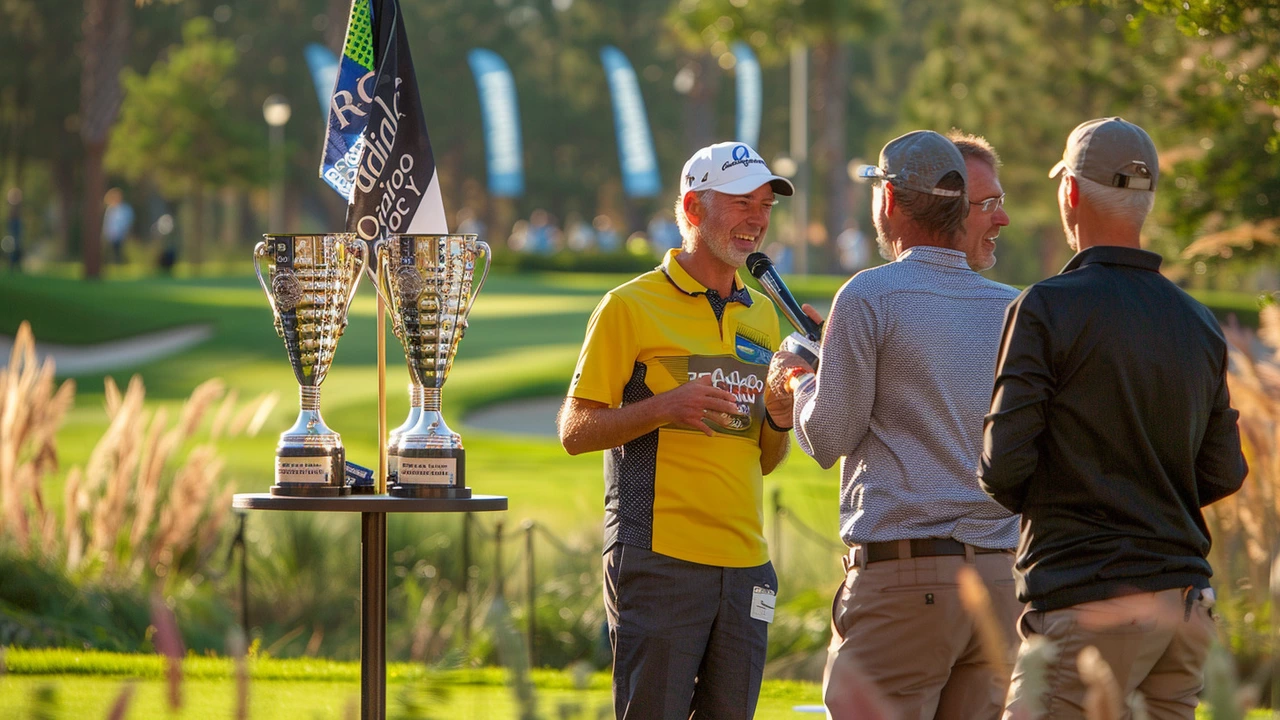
[{"xmin": 980, "ymin": 117, "xmax": 1247, "ymax": 720}]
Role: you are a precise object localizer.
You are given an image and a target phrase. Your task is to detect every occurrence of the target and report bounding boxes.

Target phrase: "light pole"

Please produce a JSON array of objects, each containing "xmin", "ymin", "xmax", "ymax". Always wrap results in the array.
[
  {"xmin": 262, "ymin": 95, "xmax": 292, "ymax": 232},
  {"xmin": 789, "ymin": 45, "xmax": 809, "ymax": 276}
]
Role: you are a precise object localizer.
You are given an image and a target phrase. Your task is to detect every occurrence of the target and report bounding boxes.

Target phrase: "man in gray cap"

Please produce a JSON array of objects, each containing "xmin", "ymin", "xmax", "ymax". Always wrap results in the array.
[
  {"xmin": 982, "ymin": 118, "xmax": 1247, "ymax": 718},
  {"xmin": 766, "ymin": 130, "xmax": 1021, "ymax": 718}
]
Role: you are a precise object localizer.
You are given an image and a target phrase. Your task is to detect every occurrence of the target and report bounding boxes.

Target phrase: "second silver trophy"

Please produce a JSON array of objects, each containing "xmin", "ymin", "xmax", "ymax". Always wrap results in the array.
[{"xmin": 368, "ymin": 234, "xmax": 491, "ymax": 498}]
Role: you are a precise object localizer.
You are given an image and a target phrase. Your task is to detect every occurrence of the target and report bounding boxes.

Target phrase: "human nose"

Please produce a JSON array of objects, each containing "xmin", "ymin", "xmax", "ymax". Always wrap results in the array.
[{"xmin": 993, "ymin": 206, "xmax": 1010, "ymax": 227}]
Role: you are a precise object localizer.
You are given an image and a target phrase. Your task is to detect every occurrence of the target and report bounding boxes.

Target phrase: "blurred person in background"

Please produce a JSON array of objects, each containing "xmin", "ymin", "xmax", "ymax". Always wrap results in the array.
[
  {"xmin": 647, "ymin": 210, "xmax": 682, "ymax": 253},
  {"xmin": 593, "ymin": 214, "xmax": 620, "ymax": 252},
  {"xmin": 102, "ymin": 188, "xmax": 133, "ymax": 265},
  {"xmin": 565, "ymin": 211, "xmax": 596, "ymax": 252},
  {"xmin": 527, "ymin": 208, "xmax": 559, "ymax": 254},
  {"xmin": 767, "ymin": 130, "xmax": 1021, "ymax": 719},
  {"xmin": 983, "ymin": 117, "xmax": 1247, "ymax": 720},
  {"xmin": 455, "ymin": 207, "xmax": 486, "ymax": 243},
  {"xmin": 507, "ymin": 219, "xmax": 529, "ymax": 252},
  {"xmin": 834, "ymin": 221, "xmax": 868, "ymax": 273},
  {"xmin": 4, "ymin": 188, "xmax": 22, "ymax": 272},
  {"xmin": 559, "ymin": 141, "xmax": 795, "ymax": 719}
]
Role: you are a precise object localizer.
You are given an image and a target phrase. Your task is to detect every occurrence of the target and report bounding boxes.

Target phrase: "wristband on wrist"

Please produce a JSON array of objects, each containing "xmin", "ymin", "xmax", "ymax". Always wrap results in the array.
[{"xmin": 765, "ymin": 409, "xmax": 792, "ymax": 432}]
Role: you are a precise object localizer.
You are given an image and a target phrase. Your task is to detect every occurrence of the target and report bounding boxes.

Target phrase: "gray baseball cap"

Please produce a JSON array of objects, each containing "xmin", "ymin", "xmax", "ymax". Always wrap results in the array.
[
  {"xmin": 1049, "ymin": 117, "xmax": 1158, "ymax": 191},
  {"xmin": 856, "ymin": 130, "xmax": 967, "ymax": 198}
]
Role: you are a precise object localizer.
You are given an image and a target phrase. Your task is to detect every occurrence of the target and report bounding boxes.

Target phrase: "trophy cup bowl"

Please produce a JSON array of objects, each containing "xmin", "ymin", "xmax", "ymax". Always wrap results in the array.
[
  {"xmin": 254, "ymin": 234, "xmax": 367, "ymax": 497},
  {"xmin": 369, "ymin": 234, "xmax": 490, "ymax": 498}
]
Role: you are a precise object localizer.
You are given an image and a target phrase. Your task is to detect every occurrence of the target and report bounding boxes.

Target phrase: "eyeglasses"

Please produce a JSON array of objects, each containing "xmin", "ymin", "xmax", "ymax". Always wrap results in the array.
[{"xmin": 970, "ymin": 193, "xmax": 1005, "ymax": 213}]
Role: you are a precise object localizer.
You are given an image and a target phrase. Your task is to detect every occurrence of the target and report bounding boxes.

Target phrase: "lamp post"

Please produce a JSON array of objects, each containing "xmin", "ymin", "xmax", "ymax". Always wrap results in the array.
[
  {"xmin": 788, "ymin": 45, "xmax": 809, "ymax": 276},
  {"xmin": 262, "ymin": 95, "xmax": 292, "ymax": 232}
]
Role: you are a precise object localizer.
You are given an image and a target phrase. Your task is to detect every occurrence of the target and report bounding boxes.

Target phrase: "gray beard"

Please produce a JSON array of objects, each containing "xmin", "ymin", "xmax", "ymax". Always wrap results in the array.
[{"xmin": 876, "ymin": 234, "xmax": 893, "ymax": 261}]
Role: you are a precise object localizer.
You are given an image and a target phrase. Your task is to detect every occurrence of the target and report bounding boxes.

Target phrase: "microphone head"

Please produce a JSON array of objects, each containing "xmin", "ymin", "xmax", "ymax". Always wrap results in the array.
[{"xmin": 746, "ymin": 252, "xmax": 773, "ymax": 278}]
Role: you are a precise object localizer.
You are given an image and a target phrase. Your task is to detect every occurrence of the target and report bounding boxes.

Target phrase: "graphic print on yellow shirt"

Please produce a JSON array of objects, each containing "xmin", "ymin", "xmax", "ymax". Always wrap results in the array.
[{"xmin": 658, "ymin": 355, "xmax": 767, "ymax": 437}]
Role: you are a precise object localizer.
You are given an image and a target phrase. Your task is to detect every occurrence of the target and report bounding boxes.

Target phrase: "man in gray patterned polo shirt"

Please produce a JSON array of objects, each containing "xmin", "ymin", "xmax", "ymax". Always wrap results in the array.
[{"xmin": 766, "ymin": 130, "xmax": 1020, "ymax": 719}]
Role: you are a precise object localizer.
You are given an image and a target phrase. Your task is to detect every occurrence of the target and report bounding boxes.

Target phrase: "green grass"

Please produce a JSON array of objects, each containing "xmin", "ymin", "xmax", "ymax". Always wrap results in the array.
[
  {"xmin": 0, "ymin": 648, "xmax": 821, "ymax": 719},
  {"xmin": 0, "ymin": 649, "xmax": 1266, "ymax": 719}
]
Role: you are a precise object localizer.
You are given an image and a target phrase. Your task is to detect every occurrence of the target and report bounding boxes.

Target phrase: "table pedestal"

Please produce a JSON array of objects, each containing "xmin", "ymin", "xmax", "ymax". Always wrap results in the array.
[{"xmin": 232, "ymin": 493, "xmax": 508, "ymax": 720}]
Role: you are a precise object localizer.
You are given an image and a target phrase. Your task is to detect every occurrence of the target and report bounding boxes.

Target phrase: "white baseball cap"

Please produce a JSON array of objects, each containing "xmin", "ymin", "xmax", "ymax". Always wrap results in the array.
[{"xmin": 680, "ymin": 142, "xmax": 795, "ymax": 197}]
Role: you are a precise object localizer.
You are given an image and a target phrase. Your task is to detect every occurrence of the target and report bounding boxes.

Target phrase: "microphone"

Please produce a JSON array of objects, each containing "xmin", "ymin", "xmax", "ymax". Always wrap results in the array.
[{"xmin": 746, "ymin": 252, "xmax": 822, "ymax": 342}]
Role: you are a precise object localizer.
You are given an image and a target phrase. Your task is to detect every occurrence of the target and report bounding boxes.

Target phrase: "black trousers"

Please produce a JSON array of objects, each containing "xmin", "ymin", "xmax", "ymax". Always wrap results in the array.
[{"xmin": 604, "ymin": 543, "xmax": 776, "ymax": 720}]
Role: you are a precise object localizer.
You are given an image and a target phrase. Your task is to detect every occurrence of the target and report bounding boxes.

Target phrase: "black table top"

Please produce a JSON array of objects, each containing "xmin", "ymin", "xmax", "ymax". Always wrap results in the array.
[{"xmin": 231, "ymin": 493, "xmax": 507, "ymax": 513}]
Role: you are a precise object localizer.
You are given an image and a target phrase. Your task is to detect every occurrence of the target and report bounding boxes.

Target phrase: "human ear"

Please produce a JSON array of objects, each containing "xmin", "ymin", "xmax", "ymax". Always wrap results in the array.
[
  {"xmin": 683, "ymin": 192, "xmax": 703, "ymax": 227},
  {"xmin": 1065, "ymin": 176, "xmax": 1080, "ymax": 209}
]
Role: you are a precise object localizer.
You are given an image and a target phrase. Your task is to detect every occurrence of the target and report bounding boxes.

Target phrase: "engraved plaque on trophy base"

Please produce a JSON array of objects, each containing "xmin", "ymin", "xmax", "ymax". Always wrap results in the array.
[
  {"xmin": 271, "ymin": 446, "xmax": 350, "ymax": 497},
  {"xmin": 389, "ymin": 448, "xmax": 471, "ymax": 498}
]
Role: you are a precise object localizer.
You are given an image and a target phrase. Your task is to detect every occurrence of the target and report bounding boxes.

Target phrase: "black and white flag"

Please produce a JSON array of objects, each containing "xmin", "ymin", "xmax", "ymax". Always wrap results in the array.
[{"xmin": 322, "ymin": 0, "xmax": 447, "ymax": 239}]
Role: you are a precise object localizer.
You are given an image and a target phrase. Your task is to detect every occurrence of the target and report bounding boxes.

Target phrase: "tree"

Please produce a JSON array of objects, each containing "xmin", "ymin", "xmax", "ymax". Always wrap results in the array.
[
  {"xmin": 899, "ymin": 0, "xmax": 1192, "ymax": 280},
  {"xmin": 1072, "ymin": 0, "xmax": 1280, "ymax": 273},
  {"xmin": 668, "ymin": 0, "xmax": 889, "ymax": 266},
  {"xmin": 80, "ymin": 0, "xmax": 134, "ymax": 279},
  {"xmin": 105, "ymin": 17, "xmax": 263, "ymax": 267},
  {"xmin": 1082, "ymin": 0, "xmax": 1280, "ymax": 136}
]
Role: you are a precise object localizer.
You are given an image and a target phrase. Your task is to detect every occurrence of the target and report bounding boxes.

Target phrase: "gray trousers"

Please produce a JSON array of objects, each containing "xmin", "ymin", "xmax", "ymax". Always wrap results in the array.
[{"xmin": 604, "ymin": 543, "xmax": 776, "ymax": 720}]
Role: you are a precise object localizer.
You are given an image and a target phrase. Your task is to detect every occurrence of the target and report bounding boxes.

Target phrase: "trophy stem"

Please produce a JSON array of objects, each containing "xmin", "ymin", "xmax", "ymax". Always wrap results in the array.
[
  {"xmin": 409, "ymin": 384, "xmax": 424, "ymax": 407},
  {"xmin": 422, "ymin": 388, "xmax": 442, "ymax": 412},
  {"xmin": 300, "ymin": 385, "xmax": 322, "ymax": 411}
]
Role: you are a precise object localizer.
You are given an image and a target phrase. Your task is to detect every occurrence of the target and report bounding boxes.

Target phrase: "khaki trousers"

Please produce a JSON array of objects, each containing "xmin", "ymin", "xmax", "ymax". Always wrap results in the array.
[
  {"xmin": 823, "ymin": 550, "xmax": 1021, "ymax": 720},
  {"xmin": 1003, "ymin": 587, "xmax": 1215, "ymax": 720}
]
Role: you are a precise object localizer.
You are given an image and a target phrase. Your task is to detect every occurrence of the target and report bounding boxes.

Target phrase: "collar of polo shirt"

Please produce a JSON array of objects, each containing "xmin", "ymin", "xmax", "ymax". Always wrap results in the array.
[{"xmin": 659, "ymin": 249, "xmax": 750, "ymax": 298}]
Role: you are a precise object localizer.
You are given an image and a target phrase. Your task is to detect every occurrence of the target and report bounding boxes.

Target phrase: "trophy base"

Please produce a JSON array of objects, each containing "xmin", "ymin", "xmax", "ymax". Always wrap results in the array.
[
  {"xmin": 271, "ymin": 484, "xmax": 351, "ymax": 497},
  {"xmin": 390, "ymin": 447, "xmax": 467, "ymax": 498},
  {"xmin": 389, "ymin": 485, "xmax": 473, "ymax": 499},
  {"xmin": 274, "ymin": 445, "xmax": 347, "ymax": 496},
  {"xmin": 347, "ymin": 484, "xmax": 379, "ymax": 495}
]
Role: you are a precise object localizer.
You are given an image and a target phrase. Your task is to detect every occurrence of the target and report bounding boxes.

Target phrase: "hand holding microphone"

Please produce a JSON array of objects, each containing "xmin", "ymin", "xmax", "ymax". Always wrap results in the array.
[{"xmin": 746, "ymin": 252, "xmax": 823, "ymax": 369}]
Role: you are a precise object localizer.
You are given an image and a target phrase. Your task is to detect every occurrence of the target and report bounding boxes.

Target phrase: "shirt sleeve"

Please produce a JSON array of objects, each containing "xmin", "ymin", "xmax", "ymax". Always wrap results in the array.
[
  {"xmin": 567, "ymin": 292, "xmax": 638, "ymax": 406},
  {"xmin": 979, "ymin": 287, "xmax": 1054, "ymax": 513},
  {"xmin": 793, "ymin": 281, "xmax": 877, "ymax": 470},
  {"xmin": 1194, "ymin": 346, "xmax": 1247, "ymax": 506}
]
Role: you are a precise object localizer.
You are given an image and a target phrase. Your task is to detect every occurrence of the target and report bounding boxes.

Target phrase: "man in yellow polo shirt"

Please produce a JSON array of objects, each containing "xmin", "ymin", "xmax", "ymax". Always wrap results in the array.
[{"xmin": 559, "ymin": 141, "xmax": 794, "ymax": 719}]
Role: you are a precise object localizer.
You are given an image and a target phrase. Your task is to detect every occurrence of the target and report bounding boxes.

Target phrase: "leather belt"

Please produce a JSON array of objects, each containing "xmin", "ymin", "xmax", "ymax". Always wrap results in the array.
[{"xmin": 845, "ymin": 539, "xmax": 1010, "ymax": 571}]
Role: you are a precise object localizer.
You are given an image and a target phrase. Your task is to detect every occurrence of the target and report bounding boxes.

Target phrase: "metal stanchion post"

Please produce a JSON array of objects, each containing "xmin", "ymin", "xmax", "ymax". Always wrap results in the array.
[
  {"xmin": 462, "ymin": 512, "xmax": 472, "ymax": 646},
  {"xmin": 361, "ymin": 511, "xmax": 387, "ymax": 720},
  {"xmin": 237, "ymin": 513, "xmax": 249, "ymax": 633},
  {"xmin": 495, "ymin": 520, "xmax": 505, "ymax": 599},
  {"xmin": 524, "ymin": 520, "xmax": 536, "ymax": 668}
]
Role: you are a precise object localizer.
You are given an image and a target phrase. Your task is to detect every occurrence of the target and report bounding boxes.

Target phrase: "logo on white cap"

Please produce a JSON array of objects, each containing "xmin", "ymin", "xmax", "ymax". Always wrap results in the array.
[{"xmin": 680, "ymin": 141, "xmax": 794, "ymax": 197}]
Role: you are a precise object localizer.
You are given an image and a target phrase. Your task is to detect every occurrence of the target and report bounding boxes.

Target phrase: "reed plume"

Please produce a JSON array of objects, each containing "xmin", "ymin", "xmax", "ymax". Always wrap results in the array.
[
  {"xmin": 0, "ymin": 322, "xmax": 74, "ymax": 550},
  {"xmin": 1078, "ymin": 646, "xmax": 1123, "ymax": 720},
  {"xmin": 957, "ymin": 564, "xmax": 1012, "ymax": 689}
]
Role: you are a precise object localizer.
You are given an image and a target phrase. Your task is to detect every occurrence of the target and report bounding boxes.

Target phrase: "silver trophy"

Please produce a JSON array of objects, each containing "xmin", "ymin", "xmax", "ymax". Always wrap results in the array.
[
  {"xmin": 369, "ymin": 234, "xmax": 490, "ymax": 498},
  {"xmin": 254, "ymin": 234, "xmax": 367, "ymax": 497}
]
